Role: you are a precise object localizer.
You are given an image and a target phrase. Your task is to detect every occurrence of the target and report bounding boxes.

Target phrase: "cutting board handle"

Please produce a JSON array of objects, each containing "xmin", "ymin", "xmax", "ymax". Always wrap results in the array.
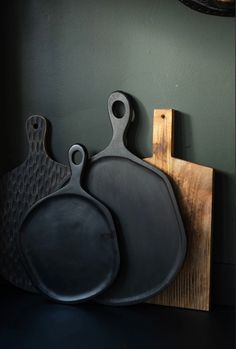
[
  {"xmin": 107, "ymin": 91, "xmax": 133, "ymax": 151},
  {"xmin": 26, "ymin": 115, "xmax": 47, "ymax": 154},
  {"xmin": 151, "ymin": 110, "xmax": 174, "ymax": 166}
]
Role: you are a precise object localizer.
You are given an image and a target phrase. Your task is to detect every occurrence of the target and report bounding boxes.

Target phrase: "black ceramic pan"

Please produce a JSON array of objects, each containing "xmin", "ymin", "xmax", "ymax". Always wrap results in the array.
[
  {"xmin": 19, "ymin": 144, "xmax": 120, "ymax": 303},
  {"xmin": 86, "ymin": 91, "xmax": 187, "ymax": 305}
]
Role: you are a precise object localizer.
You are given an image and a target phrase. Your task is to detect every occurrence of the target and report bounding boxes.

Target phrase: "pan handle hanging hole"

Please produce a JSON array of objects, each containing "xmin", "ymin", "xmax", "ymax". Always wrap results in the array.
[
  {"xmin": 33, "ymin": 123, "xmax": 38, "ymax": 129},
  {"xmin": 112, "ymin": 101, "xmax": 125, "ymax": 118},
  {"xmin": 161, "ymin": 114, "xmax": 165, "ymax": 119},
  {"xmin": 72, "ymin": 150, "xmax": 83, "ymax": 165}
]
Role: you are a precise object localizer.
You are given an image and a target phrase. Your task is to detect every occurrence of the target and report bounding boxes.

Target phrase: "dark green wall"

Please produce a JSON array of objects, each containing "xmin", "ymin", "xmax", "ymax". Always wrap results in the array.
[{"xmin": 2, "ymin": 1, "xmax": 235, "ymax": 305}]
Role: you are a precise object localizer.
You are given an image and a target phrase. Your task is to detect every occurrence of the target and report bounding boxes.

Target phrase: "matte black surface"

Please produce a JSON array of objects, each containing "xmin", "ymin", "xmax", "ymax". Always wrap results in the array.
[
  {"xmin": 0, "ymin": 285, "xmax": 234, "ymax": 349},
  {"xmin": 86, "ymin": 92, "xmax": 186, "ymax": 305},
  {"xmin": 2, "ymin": 0, "xmax": 235, "ymax": 308},
  {"xmin": 179, "ymin": 0, "xmax": 235, "ymax": 16},
  {"xmin": 0, "ymin": 116, "xmax": 70, "ymax": 292},
  {"xmin": 19, "ymin": 144, "xmax": 119, "ymax": 303}
]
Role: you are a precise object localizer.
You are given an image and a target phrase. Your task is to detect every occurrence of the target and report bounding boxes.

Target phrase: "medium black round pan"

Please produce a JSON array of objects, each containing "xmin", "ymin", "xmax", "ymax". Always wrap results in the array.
[
  {"xmin": 86, "ymin": 91, "xmax": 187, "ymax": 305},
  {"xmin": 19, "ymin": 144, "xmax": 120, "ymax": 304}
]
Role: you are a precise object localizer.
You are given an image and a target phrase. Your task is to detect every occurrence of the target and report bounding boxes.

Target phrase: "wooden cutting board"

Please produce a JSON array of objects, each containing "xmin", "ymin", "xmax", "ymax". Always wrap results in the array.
[
  {"xmin": 145, "ymin": 109, "xmax": 213, "ymax": 311},
  {"xmin": 0, "ymin": 115, "xmax": 71, "ymax": 292}
]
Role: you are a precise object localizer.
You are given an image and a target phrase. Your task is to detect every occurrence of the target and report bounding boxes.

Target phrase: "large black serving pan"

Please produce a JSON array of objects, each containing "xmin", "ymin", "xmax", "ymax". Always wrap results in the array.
[
  {"xmin": 19, "ymin": 144, "xmax": 120, "ymax": 303},
  {"xmin": 85, "ymin": 91, "xmax": 187, "ymax": 305}
]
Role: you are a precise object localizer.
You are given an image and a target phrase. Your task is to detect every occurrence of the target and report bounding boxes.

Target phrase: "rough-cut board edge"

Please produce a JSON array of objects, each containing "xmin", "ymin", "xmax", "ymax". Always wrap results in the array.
[{"xmin": 144, "ymin": 109, "xmax": 213, "ymax": 311}]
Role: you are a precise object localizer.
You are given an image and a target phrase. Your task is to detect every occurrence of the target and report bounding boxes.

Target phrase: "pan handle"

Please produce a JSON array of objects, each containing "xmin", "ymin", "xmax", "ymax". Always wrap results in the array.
[
  {"xmin": 108, "ymin": 91, "xmax": 134, "ymax": 150},
  {"xmin": 65, "ymin": 144, "xmax": 88, "ymax": 191}
]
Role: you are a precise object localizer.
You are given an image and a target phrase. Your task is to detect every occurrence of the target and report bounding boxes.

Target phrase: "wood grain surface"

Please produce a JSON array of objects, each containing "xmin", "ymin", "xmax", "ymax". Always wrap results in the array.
[{"xmin": 145, "ymin": 109, "xmax": 213, "ymax": 311}]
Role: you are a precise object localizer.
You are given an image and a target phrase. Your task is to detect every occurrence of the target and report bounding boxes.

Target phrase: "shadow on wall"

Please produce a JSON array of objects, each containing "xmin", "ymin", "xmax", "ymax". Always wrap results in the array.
[
  {"xmin": 126, "ymin": 95, "xmax": 150, "ymax": 158},
  {"xmin": 211, "ymin": 170, "xmax": 235, "ymax": 306},
  {"xmin": 0, "ymin": 3, "xmax": 24, "ymax": 175},
  {"xmin": 174, "ymin": 111, "xmax": 193, "ymax": 161}
]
